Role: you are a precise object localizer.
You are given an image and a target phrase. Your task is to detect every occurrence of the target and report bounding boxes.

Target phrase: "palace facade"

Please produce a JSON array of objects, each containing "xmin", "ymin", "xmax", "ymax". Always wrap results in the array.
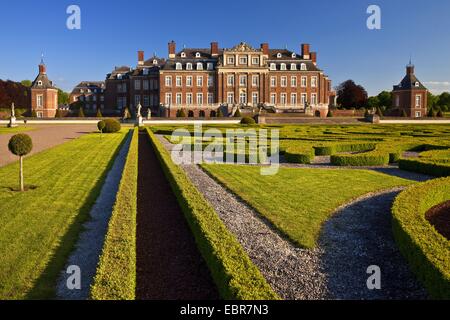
[{"xmin": 72, "ymin": 41, "xmax": 333, "ymax": 117}]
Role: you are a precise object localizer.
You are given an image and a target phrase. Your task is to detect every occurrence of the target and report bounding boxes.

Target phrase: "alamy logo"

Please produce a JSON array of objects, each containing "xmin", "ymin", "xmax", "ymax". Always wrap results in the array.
[
  {"xmin": 366, "ymin": 265, "xmax": 381, "ymax": 290},
  {"xmin": 66, "ymin": 5, "xmax": 81, "ymax": 30},
  {"xmin": 66, "ymin": 265, "xmax": 81, "ymax": 290},
  {"xmin": 367, "ymin": 5, "xmax": 381, "ymax": 30}
]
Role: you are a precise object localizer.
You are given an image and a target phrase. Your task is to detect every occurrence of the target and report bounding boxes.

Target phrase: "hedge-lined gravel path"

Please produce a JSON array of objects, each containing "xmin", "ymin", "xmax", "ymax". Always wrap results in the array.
[
  {"xmin": 157, "ymin": 134, "xmax": 429, "ymax": 299},
  {"xmin": 0, "ymin": 125, "xmax": 97, "ymax": 168},
  {"xmin": 136, "ymin": 132, "xmax": 219, "ymax": 300},
  {"xmin": 56, "ymin": 132, "xmax": 132, "ymax": 300}
]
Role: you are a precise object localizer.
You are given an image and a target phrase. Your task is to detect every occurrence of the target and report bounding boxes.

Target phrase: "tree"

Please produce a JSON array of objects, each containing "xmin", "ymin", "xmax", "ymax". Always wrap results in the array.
[
  {"xmin": 438, "ymin": 92, "xmax": 450, "ymax": 108},
  {"xmin": 437, "ymin": 108, "xmax": 444, "ymax": 118},
  {"xmin": 367, "ymin": 96, "xmax": 380, "ymax": 109},
  {"xmin": 401, "ymin": 110, "xmax": 408, "ymax": 117},
  {"xmin": 55, "ymin": 109, "xmax": 63, "ymax": 118},
  {"xmin": 336, "ymin": 80, "xmax": 368, "ymax": 109},
  {"xmin": 177, "ymin": 109, "xmax": 186, "ymax": 118},
  {"xmin": 377, "ymin": 91, "xmax": 392, "ymax": 109},
  {"xmin": 57, "ymin": 89, "xmax": 70, "ymax": 105},
  {"xmin": 20, "ymin": 80, "xmax": 32, "ymax": 87},
  {"xmin": 375, "ymin": 106, "xmax": 383, "ymax": 117},
  {"xmin": 78, "ymin": 107, "xmax": 85, "ymax": 117},
  {"xmin": 97, "ymin": 120, "xmax": 106, "ymax": 134},
  {"xmin": 8, "ymin": 134, "xmax": 33, "ymax": 192},
  {"xmin": 234, "ymin": 108, "xmax": 242, "ymax": 117},
  {"xmin": 31, "ymin": 110, "xmax": 37, "ymax": 118},
  {"xmin": 428, "ymin": 92, "xmax": 438, "ymax": 110}
]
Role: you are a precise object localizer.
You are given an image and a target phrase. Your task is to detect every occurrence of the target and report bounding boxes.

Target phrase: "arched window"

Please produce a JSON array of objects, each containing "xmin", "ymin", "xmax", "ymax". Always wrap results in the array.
[
  {"xmin": 175, "ymin": 62, "xmax": 182, "ymax": 70},
  {"xmin": 300, "ymin": 63, "xmax": 307, "ymax": 71},
  {"xmin": 188, "ymin": 110, "xmax": 194, "ymax": 117},
  {"xmin": 186, "ymin": 63, "xmax": 193, "ymax": 70},
  {"xmin": 290, "ymin": 63, "xmax": 297, "ymax": 70},
  {"xmin": 270, "ymin": 63, "xmax": 276, "ymax": 70},
  {"xmin": 280, "ymin": 63, "xmax": 287, "ymax": 71},
  {"xmin": 197, "ymin": 62, "xmax": 203, "ymax": 70}
]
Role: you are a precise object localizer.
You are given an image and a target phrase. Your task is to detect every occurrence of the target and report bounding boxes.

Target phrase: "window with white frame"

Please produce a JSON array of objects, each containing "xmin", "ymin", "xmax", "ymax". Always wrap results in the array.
[
  {"xmin": 186, "ymin": 63, "xmax": 193, "ymax": 70},
  {"xmin": 301, "ymin": 93, "xmax": 307, "ymax": 105},
  {"xmin": 197, "ymin": 93, "xmax": 203, "ymax": 105},
  {"xmin": 143, "ymin": 80, "xmax": 149, "ymax": 90},
  {"xmin": 197, "ymin": 62, "xmax": 203, "ymax": 70},
  {"xmin": 252, "ymin": 92, "xmax": 259, "ymax": 105},
  {"xmin": 291, "ymin": 63, "xmax": 297, "ymax": 71},
  {"xmin": 227, "ymin": 75, "xmax": 235, "ymax": 86},
  {"xmin": 186, "ymin": 93, "xmax": 193, "ymax": 105},
  {"xmin": 227, "ymin": 56, "xmax": 234, "ymax": 65},
  {"xmin": 270, "ymin": 93, "xmax": 276, "ymax": 105},
  {"xmin": 165, "ymin": 93, "xmax": 172, "ymax": 105},
  {"xmin": 270, "ymin": 63, "xmax": 276, "ymax": 70},
  {"xmin": 311, "ymin": 93, "xmax": 317, "ymax": 105},
  {"xmin": 186, "ymin": 76, "xmax": 193, "ymax": 87},
  {"xmin": 281, "ymin": 76, "xmax": 287, "ymax": 87},
  {"xmin": 135, "ymin": 95, "xmax": 141, "ymax": 105},
  {"xmin": 311, "ymin": 76, "xmax": 318, "ymax": 88},
  {"xmin": 208, "ymin": 93, "xmax": 214, "ymax": 105},
  {"xmin": 252, "ymin": 57, "xmax": 259, "ymax": 65},
  {"xmin": 37, "ymin": 95, "xmax": 43, "ymax": 108},
  {"xmin": 415, "ymin": 94, "xmax": 422, "ymax": 107},
  {"xmin": 291, "ymin": 76, "xmax": 297, "ymax": 87},
  {"xmin": 415, "ymin": 111, "xmax": 421, "ymax": 118},
  {"xmin": 143, "ymin": 95, "xmax": 149, "ymax": 106},
  {"xmin": 280, "ymin": 63, "xmax": 287, "ymax": 71},
  {"xmin": 176, "ymin": 63, "xmax": 182, "ymax": 70},
  {"xmin": 197, "ymin": 76, "xmax": 203, "ymax": 87},
  {"xmin": 291, "ymin": 93, "xmax": 297, "ymax": 105},
  {"xmin": 270, "ymin": 76, "xmax": 276, "ymax": 87},
  {"xmin": 301, "ymin": 63, "xmax": 307, "ymax": 71},
  {"xmin": 239, "ymin": 56, "xmax": 247, "ymax": 65},
  {"xmin": 165, "ymin": 76, "xmax": 172, "ymax": 87},
  {"xmin": 292, "ymin": 53, "xmax": 296, "ymax": 58},
  {"xmin": 227, "ymin": 92, "xmax": 234, "ymax": 104},
  {"xmin": 181, "ymin": 52, "xmax": 186, "ymax": 58},
  {"xmin": 196, "ymin": 52, "xmax": 201, "ymax": 58},
  {"xmin": 301, "ymin": 76, "xmax": 307, "ymax": 87},
  {"xmin": 176, "ymin": 93, "xmax": 182, "ymax": 105},
  {"xmin": 176, "ymin": 76, "xmax": 182, "ymax": 87},
  {"xmin": 239, "ymin": 92, "xmax": 247, "ymax": 104},
  {"xmin": 252, "ymin": 75, "xmax": 259, "ymax": 87},
  {"xmin": 208, "ymin": 75, "xmax": 214, "ymax": 87},
  {"xmin": 280, "ymin": 93, "xmax": 287, "ymax": 105},
  {"xmin": 207, "ymin": 63, "xmax": 213, "ymax": 70},
  {"xmin": 239, "ymin": 75, "xmax": 247, "ymax": 87}
]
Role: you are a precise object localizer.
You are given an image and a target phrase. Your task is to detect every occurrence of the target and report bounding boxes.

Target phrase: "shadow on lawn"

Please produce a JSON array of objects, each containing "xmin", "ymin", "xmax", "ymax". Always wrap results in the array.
[{"xmin": 24, "ymin": 133, "xmax": 128, "ymax": 300}]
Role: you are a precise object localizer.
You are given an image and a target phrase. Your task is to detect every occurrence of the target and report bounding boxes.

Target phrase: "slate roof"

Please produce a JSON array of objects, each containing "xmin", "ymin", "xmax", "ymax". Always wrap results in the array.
[
  {"xmin": 31, "ymin": 72, "xmax": 56, "ymax": 89},
  {"xmin": 71, "ymin": 81, "xmax": 105, "ymax": 95},
  {"xmin": 393, "ymin": 71, "xmax": 427, "ymax": 91}
]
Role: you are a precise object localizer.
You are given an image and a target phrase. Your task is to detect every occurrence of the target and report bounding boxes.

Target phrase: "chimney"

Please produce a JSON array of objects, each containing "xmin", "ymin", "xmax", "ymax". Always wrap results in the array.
[
  {"xmin": 301, "ymin": 44, "xmax": 310, "ymax": 59},
  {"xmin": 39, "ymin": 63, "xmax": 46, "ymax": 74},
  {"xmin": 168, "ymin": 41, "xmax": 176, "ymax": 59},
  {"xmin": 211, "ymin": 42, "xmax": 219, "ymax": 56},
  {"xmin": 138, "ymin": 50, "xmax": 144, "ymax": 66},
  {"xmin": 261, "ymin": 43, "xmax": 269, "ymax": 56},
  {"xmin": 406, "ymin": 64, "xmax": 415, "ymax": 75},
  {"xmin": 310, "ymin": 52, "xmax": 317, "ymax": 65}
]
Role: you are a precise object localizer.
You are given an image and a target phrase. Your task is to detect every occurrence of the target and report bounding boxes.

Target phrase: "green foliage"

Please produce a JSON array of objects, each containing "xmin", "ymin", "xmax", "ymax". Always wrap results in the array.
[
  {"xmin": 240, "ymin": 116, "xmax": 256, "ymax": 125},
  {"xmin": 375, "ymin": 106, "xmax": 383, "ymax": 117},
  {"xmin": 437, "ymin": 109, "xmax": 444, "ymax": 118},
  {"xmin": 327, "ymin": 110, "xmax": 333, "ymax": 117},
  {"xmin": 97, "ymin": 120, "xmax": 106, "ymax": 132},
  {"xmin": 367, "ymin": 96, "xmax": 380, "ymax": 109},
  {"xmin": 96, "ymin": 108, "xmax": 103, "ymax": 118},
  {"xmin": 399, "ymin": 159, "xmax": 450, "ymax": 177},
  {"xmin": 57, "ymin": 89, "xmax": 70, "ymax": 105},
  {"xmin": 392, "ymin": 178, "xmax": 450, "ymax": 299},
  {"xmin": 8, "ymin": 134, "xmax": 33, "ymax": 156},
  {"xmin": 20, "ymin": 80, "xmax": 32, "ymax": 87},
  {"xmin": 147, "ymin": 129, "xmax": 278, "ymax": 300},
  {"xmin": 331, "ymin": 152, "xmax": 389, "ymax": 166},
  {"xmin": 234, "ymin": 108, "xmax": 242, "ymax": 117},
  {"xmin": 217, "ymin": 108, "xmax": 224, "ymax": 118},
  {"xmin": 377, "ymin": 91, "xmax": 392, "ymax": 108},
  {"xmin": 91, "ymin": 129, "xmax": 138, "ymax": 300},
  {"xmin": 177, "ymin": 109, "xmax": 186, "ymax": 118},
  {"xmin": 284, "ymin": 146, "xmax": 315, "ymax": 164},
  {"xmin": 55, "ymin": 109, "xmax": 62, "ymax": 118},
  {"xmin": 78, "ymin": 107, "xmax": 85, "ymax": 118},
  {"xmin": 402, "ymin": 110, "xmax": 408, "ymax": 117},
  {"xmin": 31, "ymin": 110, "xmax": 37, "ymax": 118},
  {"xmin": 103, "ymin": 119, "xmax": 121, "ymax": 133}
]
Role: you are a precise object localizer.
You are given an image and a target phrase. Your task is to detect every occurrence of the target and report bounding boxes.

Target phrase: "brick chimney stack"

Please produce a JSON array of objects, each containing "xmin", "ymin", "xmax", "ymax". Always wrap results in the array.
[
  {"xmin": 39, "ymin": 63, "xmax": 46, "ymax": 74},
  {"xmin": 261, "ymin": 43, "xmax": 269, "ymax": 56},
  {"xmin": 301, "ymin": 44, "xmax": 310, "ymax": 59},
  {"xmin": 310, "ymin": 52, "xmax": 317, "ymax": 65},
  {"xmin": 168, "ymin": 41, "xmax": 176, "ymax": 59},
  {"xmin": 211, "ymin": 42, "xmax": 219, "ymax": 56},
  {"xmin": 138, "ymin": 50, "xmax": 144, "ymax": 66},
  {"xmin": 406, "ymin": 64, "xmax": 415, "ymax": 75}
]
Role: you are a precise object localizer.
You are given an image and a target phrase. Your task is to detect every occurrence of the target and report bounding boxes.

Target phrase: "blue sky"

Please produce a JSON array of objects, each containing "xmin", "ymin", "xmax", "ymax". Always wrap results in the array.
[{"xmin": 1, "ymin": 0, "xmax": 449, "ymax": 95}]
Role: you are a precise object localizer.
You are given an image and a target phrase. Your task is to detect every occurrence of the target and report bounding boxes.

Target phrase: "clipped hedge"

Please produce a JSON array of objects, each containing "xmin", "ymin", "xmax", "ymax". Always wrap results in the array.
[
  {"xmin": 103, "ymin": 119, "xmax": 121, "ymax": 133},
  {"xmin": 90, "ymin": 128, "xmax": 138, "ymax": 300},
  {"xmin": 331, "ymin": 151, "xmax": 390, "ymax": 166},
  {"xmin": 146, "ymin": 128, "xmax": 279, "ymax": 300},
  {"xmin": 399, "ymin": 159, "xmax": 450, "ymax": 177},
  {"xmin": 392, "ymin": 178, "xmax": 450, "ymax": 299},
  {"xmin": 284, "ymin": 145, "xmax": 315, "ymax": 164}
]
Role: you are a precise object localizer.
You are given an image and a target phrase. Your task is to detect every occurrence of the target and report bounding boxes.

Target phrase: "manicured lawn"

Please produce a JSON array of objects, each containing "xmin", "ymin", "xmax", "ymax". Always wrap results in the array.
[
  {"xmin": 0, "ymin": 126, "xmax": 33, "ymax": 134},
  {"xmin": 202, "ymin": 165, "xmax": 415, "ymax": 248},
  {"xmin": 0, "ymin": 130, "xmax": 128, "ymax": 299}
]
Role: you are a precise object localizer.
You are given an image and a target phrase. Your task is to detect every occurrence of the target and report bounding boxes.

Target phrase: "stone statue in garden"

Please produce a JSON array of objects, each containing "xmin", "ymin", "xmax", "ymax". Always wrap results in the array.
[
  {"xmin": 136, "ymin": 103, "xmax": 142, "ymax": 118},
  {"xmin": 8, "ymin": 102, "xmax": 17, "ymax": 128},
  {"xmin": 147, "ymin": 108, "xmax": 152, "ymax": 120}
]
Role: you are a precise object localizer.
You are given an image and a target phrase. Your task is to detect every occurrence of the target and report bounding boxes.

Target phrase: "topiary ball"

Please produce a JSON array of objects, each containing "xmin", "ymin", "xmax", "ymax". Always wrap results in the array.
[
  {"xmin": 8, "ymin": 134, "xmax": 33, "ymax": 156},
  {"xmin": 97, "ymin": 120, "xmax": 106, "ymax": 132},
  {"xmin": 102, "ymin": 119, "xmax": 121, "ymax": 133},
  {"xmin": 240, "ymin": 116, "xmax": 256, "ymax": 125}
]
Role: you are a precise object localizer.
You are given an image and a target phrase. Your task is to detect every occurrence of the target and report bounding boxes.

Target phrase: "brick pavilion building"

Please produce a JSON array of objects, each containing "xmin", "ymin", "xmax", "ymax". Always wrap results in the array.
[{"xmin": 31, "ymin": 59, "xmax": 58, "ymax": 118}]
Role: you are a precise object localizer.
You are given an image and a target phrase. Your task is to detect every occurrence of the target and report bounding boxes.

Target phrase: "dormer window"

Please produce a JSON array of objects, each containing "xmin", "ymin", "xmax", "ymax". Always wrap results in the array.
[
  {"xmin": 195, "ymin": 52, "xmax": 201, "ymax": 58},
  {"xmin": 143, "ymin": 68, "xmax": 149, "ymax": 75},
  {"xmin": 280, "ymin": 63, "xmax": 287, "ymax": 71},
  {"xmin": 176, "ymin": 62, "xmax": 182, "ymax": 70},
  {"xmin": 186, "ymin": 63, "xmax": 193, "ymax": 70},
  {"xmin": 38, "ymin": 81, "xmax": 43, "ymax": 86},
  {"xmin": 277, "ymin": 53, "xmax": 282, "ymax": 58},
  {"xmin": 197, "ymin": 62, "xmax": 203, "ymax": 70},
  {"xmin": 270, "ymin": 63, "xmax": 276, "ymax": 71},
  {"xmin": 153, "ymin": 59, "xmax": 158, "ymax": 65},
  {"xmin": 415, "ymin": 82, "xmax": 420, "ymax": 87},
  {"xmin": 181, "ymin": 52, "xmax": 186, "ymax": 58},
  {"xmin": 300, "ymin": 63, "xmax": 307, "ymax": 71},
  {"xmin": 207, "ymin": 62, "xmax": 213, "ymax": 70},
  {"xmin": 291, "ymin": 63, "xmax": 297, "ymax": 70},
  {"xmin": 292, "ymin": 53, "xmax": 297, "ymax": 58},
  {"xmin": 117, "ymin": 74, "xmax": 122, "ymax": 80}
]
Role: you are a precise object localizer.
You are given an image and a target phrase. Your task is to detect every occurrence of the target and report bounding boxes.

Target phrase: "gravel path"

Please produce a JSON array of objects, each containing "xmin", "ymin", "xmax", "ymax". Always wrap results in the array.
[
  {"xmin": 56, "ymin": 132, "xmax": 132, "ymax": 300},
  {"xmin": 0, "ymin": 125, "xmax": 97, "ymax": 168},
  {"xmin": 157, "ymin": 135, "xmax": 430, "ymax": 300}
]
